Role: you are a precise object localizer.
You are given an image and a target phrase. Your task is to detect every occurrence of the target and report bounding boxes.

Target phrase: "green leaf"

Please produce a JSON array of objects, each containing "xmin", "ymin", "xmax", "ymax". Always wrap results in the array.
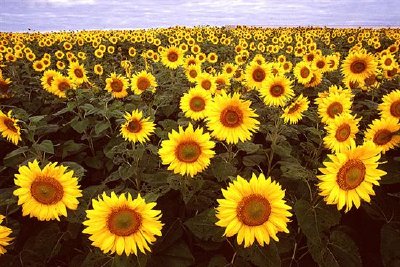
[
  {"xmin": 211, "ymin": 158, "xmax": 237, "ymax": 182},
  {"xmin": 62, "ymin": 161, "xmax": 86, "ymax": 179},
  {"xmin": 62, "ymin": 140, "xmax": 86, "ymax": 159},
  {"xmin": 71, "ymin": 118, "xmax": 90, "ymax": 133},
  {"xmin": 111, "ymin": 254, "xmax": 147, "ymax": 267},
  {"xmin": 29, "ymin": 115, "xmax": 46, "ymax": 122},
  {"xmin": 237, "ymin": 141, "xmax": 260, "ymax": 154},
  {"xmin": 95, "ymin": 120, "xmax": 111, "ymax": 135},
  {"xmin": 33, "ymin": 140, "xmax": 54, "ymax": 154},
  {"xmin": 237, "ymin": 242, "xmax": 281, "ymax": 267},
  {"xmin": 381, "ymin": 222, "xmax": 400, "ymax": 267},
  {"xmin": 184, "ymin": 209, "xmax": 224, "ymax": 242},
  {"xmin": 242, "ymin": 154, "xmax": 266, "ymax": 167},
  {"xmin": 152, "ymin": 241, "xmax": 194, "ymax": 267}
]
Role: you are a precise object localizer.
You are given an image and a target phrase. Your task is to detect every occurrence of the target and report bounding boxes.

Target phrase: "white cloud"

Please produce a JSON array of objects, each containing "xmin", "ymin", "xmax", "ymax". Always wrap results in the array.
[{"xmin": 30, "ymin": 0, "xmax": 96, "ymax": 5}]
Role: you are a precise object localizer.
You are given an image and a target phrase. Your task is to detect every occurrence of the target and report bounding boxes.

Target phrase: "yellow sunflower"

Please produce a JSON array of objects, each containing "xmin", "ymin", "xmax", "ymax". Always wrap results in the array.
[
  {"xmin": 41, "ymin": 69, "xmax": 61, "ymax": 92},
  {"xmin": 195, "ymin": 72, "xmax": 216, "ymax": 93},
  {"xmin": 378, "ymin": 89, "xmax": 400, "ymax": 122},
  {"xmin": 281, "ymin": 94, "xmax": 310, "ymax": 124},
  {"xmin": 13, "ymin": 160, "xmax": 82, "ymax": 221},
  {"xmin": 318, "ymin": 142, "xmax": 387, "ymax": 213},
  {"xmin": 215, "ymin": 72, "xmax": 231, "ymax": 93},
  {"xmin": 244, "ymin": 62, "xmax": 269, "ymax": 90},
  {"xmin": 161, "ymin": 46, "xmax": 184, "ymax": 69},
  {"xmin": 32, "ymin": 60, "xmax": 46, "ymax": 72},
  {"xmin": 0, "ymin": 110, "xmax": 22, "ymax": 145},
  {"xmin": 83, "ymin": 192, "xmax": 163, "ymax": 256},
  {"xmin": 364, "ymin": 118, "xmax": 400, "ymax": 153},
  {"xmin": 68, "ymin": 62, "xmax": 88, "ymax": 86},
  {"xmin": 49, "ymin": 75, "xmax": 75, "ymax": 98},
  {"xmin": 215, "ymin": 173, "xmax": 292, "ymax": 248},
  {"xmin": 120, "ymin": 110, "xmax": 155, "ymax": 144},
  {"xmin": 342, "ymin": 51, "xmax": 378, "ymax": 84},
  {"xmin": 304, "ymin": 69, "xmax": 323, "ymax": 88},
  {"xmin": 0, "ymin": 76, "xmax": 12, "ymax": 98},
  {"xmin": 0, "ymin": 215, "xmax": 13, "ymax": 255},
  {"xmin": 185, "ymin": 64, "xmax": 201, "ymax": 83},
  {"xmin": 259, "ymin": 75, "xmax": 294, "ymax": 107},
  {"xmin": 323, "ymin": 113, "xmax": 360, "ymax": 153},
  {"xmin": 159, "ymin": 123, "xmax": 215, "ymax": 177},
  {"xmin": 293, "ymin": 61, "xmax": 313, "ymax": 85},
  {"xmin": 317, "ymin": 92, "xmax": 352, "ymax": 124},
  {"xmin": 180, "ymin": 87, "xmax": 212, "ymax": 121},
  {"xmin": 105, "ymin": 73, "xmax": 129, "ymax": 99},
  {"xmin": 94, "ymin": 64, "xmax": 103, "ymax": 75},
  {"xmin": 131, "ymin": 70, "xmax": 157, "ymax": 95}
]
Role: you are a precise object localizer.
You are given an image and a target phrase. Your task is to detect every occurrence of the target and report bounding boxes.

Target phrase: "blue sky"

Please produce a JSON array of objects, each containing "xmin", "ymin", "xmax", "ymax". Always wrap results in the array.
[{"xmin": 1, "ymin": 0, "xmax": 399, "ymax": 32}]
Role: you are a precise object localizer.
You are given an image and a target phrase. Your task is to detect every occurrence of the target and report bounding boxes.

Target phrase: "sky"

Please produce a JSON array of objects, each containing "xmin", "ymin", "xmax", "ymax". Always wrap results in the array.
[{"xmin": 0, "ymin": 0, "xmax": 399, "ymax": 32}]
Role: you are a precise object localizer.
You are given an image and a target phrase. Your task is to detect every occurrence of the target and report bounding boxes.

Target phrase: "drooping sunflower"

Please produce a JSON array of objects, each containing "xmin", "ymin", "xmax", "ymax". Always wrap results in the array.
[
  {"xmin": 317, "ymin": 92, "xmax": 352, "ymax": 124},
  {"xmin": 120, "ymin": 110, "xmax": 155, "ymax": 144},
  {"xmin": 159, "ymin": 123, "xmax": 215, "ymax": 177},
  {"xmin": 105, "ymin": 73, "xmax": 129, "ymax": 99},
  {"xmin": 215, "ymin": 173, "xmax": 292, "ymax": 248},
  {"xmin": 41, "ymin": 69, "xmax": 61, "ymax": 92},
  {"xmin": 68, "ymin": 62, "xmax": 88, "ymax": 86},
  {"xmin": 0, "ymin": 110, "xmax": 22, "ymax": 145},
  {"xmin": 161, "ymin": 46, "xmax": 184, "ymax": 69},
  {"xmin": 244, "ymin": 62, "xmax": 269, "ymax": 90},
  {"xmin": 13, "ymin": 160, "xmax": 82, "ymax": 221},
  {"xmin": 281, "ymin": 94, "xmax": 310, "ymax": 124},
  {"xmin": 317, "ymin": 142, "xmax": 387, "ymax": 213},
  {"xmin": 49, "ymin": 75, "xmax": 74, "ymax": 98},
  {"xmin": 83, "ymin": 192, "xmax": 163, "ymax": 256},
  {"xmin": 131, "ymin": 70, "xmax": 157, "ymax": 95},
  {"xmin": 0, "ymin": 215, "xmax": 13, "ymax": 255},
  {"xmin": 378, "ymin": 89, "xmax": 400, "ymax": 122},
  {"xmin": 323, "ymin": 113, "xmax": 360, "ymax": 153},
  {"xmin": 206, "ymin": 92, "xmax": 259, "ymax": 144},
  {"xmin": 293, "ymin": 61, "xmax": 313, "ymax": 85},
  {"xmin": 364, "ymin": 118, "xmax": 400, "ymax": 153},
  {"xmin": 180, "ymin": 87, "xmax": 212, "ymax": 121},
  {"xmin": 342, "ymin": 51, "xmax": 378, "ymax": 84},
  {"xmin": 259, "ymin": 75, "xmax": 294, "ymax": 107}
]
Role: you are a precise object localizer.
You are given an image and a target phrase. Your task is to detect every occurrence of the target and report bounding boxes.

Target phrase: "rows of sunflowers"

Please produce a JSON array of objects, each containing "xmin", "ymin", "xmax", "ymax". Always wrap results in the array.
[{"xmin": 0, "ymin": 26, "xmax": 399, "ymax": 266}]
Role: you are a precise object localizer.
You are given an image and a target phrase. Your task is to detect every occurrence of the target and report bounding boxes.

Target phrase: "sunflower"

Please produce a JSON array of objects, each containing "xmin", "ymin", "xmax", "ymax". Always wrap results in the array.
[
  {"xmin": 317, "ymin": 92, "xmax": 352, "ymax": 124},
  {"xmin": 94, "ymin": 64, "xmax": 103, "ymax": 75},
  {"xmin": 185, "ymin": 65, "xmax": 201, "ymax": 83},
  {"xmin": 49, "ymin": 75, "xmax": 74, "ymax": 98},
  {"xmin": 293, "ymin": 61, "xmax": 313, "ymax": 84},
  {"xmin": 244, "ymin": 62, "xmax": 269, "ymax": 90},
  {"xmin": 161, "ymin": 46, "xmax": 184, "ymax": 69},
  {"xmin": 13, "ymin": 160, "xmax": 82, "ymax": 221},
  {"xmin": 0, "ymin": 110, "xmax": 21, "ymax": 145},
  {"xmin": 260, "ymin": 75, "xmax": 294, "ymax": 107},
  {"xmin": 195, "ymin": 72, "xmax": 216, "ymax": 93},
  {"xmin": 83, "ymin": 192, "xmax": 163, "ymax": 256},
  {"xmin": 342, "ymin": 51, "xmax": 378, "ymax": 84},
  {"xmin": 317, "ymin": 142, "xmax": 387, "ymax": 213},
  {"xmin": 120, "ymin": 110, "xmax": 155, "ymax": 144},
  {"xmin": 131, "ymin": 71, "xmax": 157, "ymax": 95},
  {"xmin": 215, "ymin": 173, "xmax": 292, "ymax": 248},
  {"xmin": 379, "ymin": 54, "xmax": 396, "ymax": 70},
  {"xmin": 159, "ymin": 123, "xmax": 215, "ymax": 177},
  {"xmin": 32, "ymin": 60, "xmax": 46, "ymax": 72},
  {"xmin": 378, "ymin": 89, "xmax": 400, "ymax": 122},
  {"xmin": 223, "ymin": 63, "xmax": 237, "ymax": 77},
  {"xmin": 323, "ymin": 113, "xmax": 360, "ymax": 153},
  {"xmin": 304, "ymin": 69, "xmax": 323, "ymax": 88},
  {"xmin": 281, "ymin": 94, "xmax": 310, "ymax": 124},
  {"xmin": 0, "ymin": 215, "xmax": 13, "ymax": 255},
  {"xmin": 0, "ymin": 76, "xmax": 12, "ymax": 98},
  {"xmin": 312, "ymin": 55, "xmax": 328, "ymax": 73},
  {"xmin": 215, "ymin": 72, "xmax": 231, "ymax": 93},
  {"xmin": 364, "ymin": 118, "xmax": 400, "ymax": 153},
  {"xmin": 205, "ymin": 92, "xmax": 259, "ymax": 144},
  {"xmin": 180, "ymin": 87, "xmax": 212, "ymax": 121},
  {"xmin": 41, "ymin": 70, "xmax": 61, "ymax": 92},
  {"xmin": 105, "ymin": 73, "xmax": 129, "ymax": 99},
  {"xmin": 68, "ymin": 62, "xmax": 88, "ymax": 86}
]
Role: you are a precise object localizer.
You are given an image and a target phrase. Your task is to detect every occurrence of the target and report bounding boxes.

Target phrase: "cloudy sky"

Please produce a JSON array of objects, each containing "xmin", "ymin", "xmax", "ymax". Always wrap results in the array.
[{"xmin": 0, "ymin": 0, "xmax": 399, "ymax": 32}]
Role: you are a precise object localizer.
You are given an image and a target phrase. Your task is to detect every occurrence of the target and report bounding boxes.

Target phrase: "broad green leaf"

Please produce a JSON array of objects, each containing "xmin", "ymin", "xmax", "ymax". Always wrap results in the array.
[
  {"xmin": 62, "ymin": 140, "xmax": 86, "ymax": 158},
  {"xmin": 211, "ymin": 157, "xmax": 237, "ymax": 182},
  {"xmin": 71, "ymin": 118, "xmax": 90, "ymax": 133},
  {"xmin": 237, "ymin": 242, "xmax": 281, "ymax": 267},
  {"xmin": 237, "ymin": 141, "xmax": 261, "ymax": 154},
  {"xmin": 95, "ymin": 120, "xmax": 111, "ymax": 135},
  {"xmin": 381, "ymin": 222, "xmax": 400, "ymax": 267},
  {"xmin": 184, "ymin": 209, "xmax": 224, "ymax": 242},
  {"xmin": 33, "ymin": 139, "xmax": 54, "ymax": 154}
]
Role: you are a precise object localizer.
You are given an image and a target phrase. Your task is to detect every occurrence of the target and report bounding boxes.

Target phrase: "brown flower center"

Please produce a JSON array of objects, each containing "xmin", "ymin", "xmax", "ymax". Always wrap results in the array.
[
  {"xmin": 335, "ymin": 123, "xmax": 351, "ymax": 142},
  {"xmin": 327, "ymin": 102, "xmax": 343, "ymax": 118},
  {"xmin": 373, "ymin": 129, "xmax": 393, "ymax": 145},
  {"xmin": 58, "ymin": 81, "xmax": 70, "ymax": 92},
  {"xmin": 252, "ymin": 67, "xmax": 266, "ymax": 82},
  {"xmin": 220, "ymin": 106, "xmax": 243, "ymax": 127},
  {"xmin": 107, "ymin": 207, "xmax": 142, "ymax": 236},
  {"xmin": 127, "ymin": 119, "xmax": 142, "ymax": 133},
  {"xmin": 30, "ymin": 177, "xmax": 64, "ymax": 205},
  {"xmin": 384, "ymin": 58, "xmax": 392, "ymax": 66},
  {"xmin": 167, "ymin": 51, "xmax": 178, "ymax": 62},
  {"xmin": 288, "ymin": 103, "xmax": 300, "ymax": 114},
  {"xmin": 237, "ymin": 194, "xmax": 271, "ymax": 226},
  {"xmin": 111, "ymin": 79, "xmax": 123, "ymax": 92},
  {"xmin": 47, "ymin": 76, "xmax": 54, "ymax": 86},
  {"xmin": 189, "ymin": 69, "xmax": 197, "ymax": 79},
  {"xmin": 337, "ymin": 159, "xmax": 366, "ymax": 190},
  {"xmin": 189, "ymin": 96, "xmax": 206, "ymax": 112},
  {"xmin": 306, "ymin": 54, "xmax": 314, "ymax": 62},
  {"xmin": 317, "ymin": 60, "xmax": 325, "ymax": 69},
  {"xmin": 4, "ymin": 118, "xmax": 17, "ymax": 132},
  {"xmin": 270, "ymin": 84, "xmax": 284, "ymax": 97},
  {"xmin": 36, "ymin": 63, "xmax": 43, "ymax": 69},
  {"xmin": 300, "ymin": 67, "xmax": 310, "ymax": 78},
  {"xmin": 137, "ymin": 77, "xmax": 150, "ymax": 91},
  {"xmin": 350, "ymin": 60, "xmax": 366, "ymax": 74},
  {"xmin": 175, "ymin": 141, "xmax": 201, "ymax": 163},
  {"xmin": 226, "ymin": 67, "xmax": 233, "ymax": 74},
  {"xmin": 390, "ymin": 100, "xmax": 400, "ymax": 118},
  {"xmin": 364, "ymin": 75, "xmax": 376, "ymax": 86},
  {"xmin": 74, "ymin": 68, "xmax": 83, "ymax": 78},
  {"xmin": 201, "ymin": 80, "xmax": 212, "ymax": 90}
]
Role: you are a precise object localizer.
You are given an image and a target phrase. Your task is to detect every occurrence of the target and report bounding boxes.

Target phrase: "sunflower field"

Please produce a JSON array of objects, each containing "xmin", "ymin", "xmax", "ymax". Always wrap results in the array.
[{"xmin": 0, "ymin": 26, "xmax": 399, "ymax": 267}]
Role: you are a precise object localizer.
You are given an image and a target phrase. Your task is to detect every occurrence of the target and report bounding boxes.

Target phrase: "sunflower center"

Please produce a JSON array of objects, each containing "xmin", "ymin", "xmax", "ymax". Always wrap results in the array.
[
  {"xmin": 337, "ymin": 159, "xmax": 366, "ymax": 190},
  {"xmin": 288, "ymin": 103, "xmax": 300, "ymax": 114},
  {"xmin": 373, "ymin": 129, "xmax": 393, "ymax": 145},
  {"xmin": 327, "ymin": 102, "xmax": 343, "ymax": 118},
  {"xmin": 189, "ymin": 69, "xmax": 197, "ymax": 78},
  {"xmin": 364, "ymin": 75, "xmax": 376, "ymax": 86},
  {"xmin": 58, "ymin": 81, "xmax": 70, "ymax": 92},
  {"xmin": 390, "ymin": 100, "xmax": 400, "ymax": 118},
  {"xmin": 111, "ymin": 79, "xmax": 123, "ymax": 92},
  {"xmin": 4, "ymin": 118, "xmax": 17, "ymax": 132},
  {"xmin": 176, "ymin": 141, "xmax": 201, "ymax": 163},
  {"xmin": 137, "ymin": 77, "xmax": 150, "ymax": 91},
  {"xmin": 220, "ymin": 106, "xmax": 243, "ymax": 127},
  {"xmin": 30, "ymin": 177, "xmax": 64, "ymax": 205},
  {"xmin": 107, "ymin": 208, "xmax": 142, "ymax": 236},
  {"xmin": 37, "ymin": 63, "xmax": 43, "ymax": 69},
  {"xmin": 317, "ymin": 61, "xmax": 325, "ymax": 69},
  {"xmin": 252, "ymin": 68, "xmax": 266, "ymax": 82},
  {"xmin": 270, "ymin": 85, "xmax": 284, "ymax": 97},
  {"xmin": 237, "ymin": 194, "xmax": 271, "ymax": 226},
  {"xmin": 167, "ymin": 51, "xmax": 178, "ymax": 62},
  {"xmin": 384, "ymin": 58, "xmax": 392, "ymax": 66},
  {"xmin": 189, "ymin": 96, "xmax": 206, "ymax": 112},
  {"xmin": 350, "ymin": 60, "xmax": 366, "ymax": 74},
  {"xmin": 201, "ymin": 80, "xmax": 212, "ymax": 90},
  {"xmin": 335, "ymin": 123, "xmax": 351, "ymax": 142},
  {"xmin": 226, "ymin": 67, "xmax": 233, "ymax": 74},
  {"xmin": 74, "ymin": 69, "xmax": 84, "ymax": 78},
  {"xmin": 127, "ymin": 119, "xmax": 142, "ymax": 133},
  {"xmin": 47, "ymin": 76, "xmax": 54, "ymax": 86}
]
